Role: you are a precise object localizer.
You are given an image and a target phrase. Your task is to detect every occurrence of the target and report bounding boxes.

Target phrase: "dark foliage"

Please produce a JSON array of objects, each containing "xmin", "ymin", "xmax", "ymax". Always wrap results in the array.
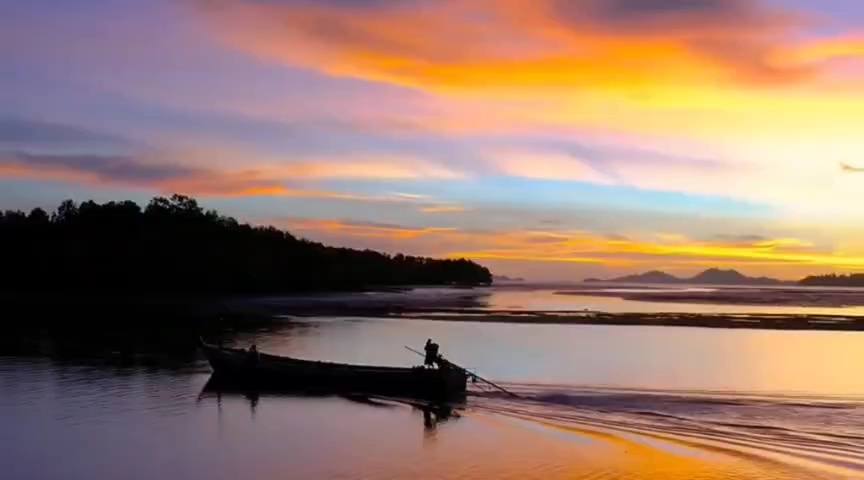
[
  {"xmin": 0, "ymin": 194, "xmax": 492, "ymax": 294},
  {"xmin": 799, "ymin": 273, "xmax": 864, "ymax": 287}
]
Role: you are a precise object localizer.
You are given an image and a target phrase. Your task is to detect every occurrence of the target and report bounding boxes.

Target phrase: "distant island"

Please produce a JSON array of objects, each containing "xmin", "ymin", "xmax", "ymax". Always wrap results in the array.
[
  {"xmin": 584, "ymin": 268, "xmax": 789, "ymax": 286},
  {"xmin": 586, "ymin": 268, "xmax": 864, "ymax": 287},
  {"xmin": 492, "ymin": 275, "xmax": 525, "ymax": 282},
  {"xmin": 0, "ymin": 194, "xmax": 492, "ymax": 294}
]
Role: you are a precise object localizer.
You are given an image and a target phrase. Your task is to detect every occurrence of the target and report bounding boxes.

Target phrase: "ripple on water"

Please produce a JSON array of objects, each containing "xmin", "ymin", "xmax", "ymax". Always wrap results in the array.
[{"xmin": 471, "ymin": 383, "xmax": 864, "ymax": 479}]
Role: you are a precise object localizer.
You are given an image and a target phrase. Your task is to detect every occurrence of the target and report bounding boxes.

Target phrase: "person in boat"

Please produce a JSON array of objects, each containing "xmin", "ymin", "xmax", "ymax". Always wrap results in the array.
[
  {"xmin": 244, "ymin": 343, "xmax": 260, "ymax": 368},
  {"xmin": 424, "ymin": 338, "xmax": 441, "ymax": 367}
]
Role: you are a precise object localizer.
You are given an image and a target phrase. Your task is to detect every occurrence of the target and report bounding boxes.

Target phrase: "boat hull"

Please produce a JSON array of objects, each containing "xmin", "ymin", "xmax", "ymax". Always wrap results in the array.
[{"xmin": 199, "ymin": 341, "xmax": 467, "ymax": 401}]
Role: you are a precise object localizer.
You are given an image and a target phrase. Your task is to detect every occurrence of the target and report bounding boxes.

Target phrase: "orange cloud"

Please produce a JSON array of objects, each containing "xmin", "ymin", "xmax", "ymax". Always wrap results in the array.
[
  {"xmin": 419, "ymin": 204, "xmax": 467, "ymax": 213},
  {"xmin": 191, "ymin": 0, "xmax": 864, "ymax": 147},
  {"xmin": 784, "ymin": 35, "xmax": 864, "ymax": 66},
  {"xmin": 0, "ymin": 155, "xmax": 282, "ymax": 196},
  {"xmin": 180, "ymin": 4, "xmax": 864, "ymax": 226},
  {"xmin": 0, "ymin": 152, "xmax": 432, "ymax": 201},
  {"xmin": 194, "ymin": 0, "xmax": 832, "ymax": 93},
  {"xmin": 281, "ymin": 218, "xmax": 458, "ymax": 240},
  {"xmin": 273, "ymin": 218, "xmax": 864, "ymax": 277},
  {"xmin": 271, "ymin": 156, "xmax": 465, "ymax": 180}
]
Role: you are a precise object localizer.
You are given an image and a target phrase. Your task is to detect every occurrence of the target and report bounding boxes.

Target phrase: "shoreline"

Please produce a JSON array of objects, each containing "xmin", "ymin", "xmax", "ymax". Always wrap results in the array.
[{"xmin": 7, "ymin": 287, "xmax": 864, "ymax": 333}]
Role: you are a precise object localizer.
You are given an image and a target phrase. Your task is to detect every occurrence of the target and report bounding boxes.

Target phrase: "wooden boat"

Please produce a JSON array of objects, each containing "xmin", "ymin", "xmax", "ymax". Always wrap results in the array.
[{"xmin": 198, "ymin": 339, "xmax": 468, "ymax": 401}]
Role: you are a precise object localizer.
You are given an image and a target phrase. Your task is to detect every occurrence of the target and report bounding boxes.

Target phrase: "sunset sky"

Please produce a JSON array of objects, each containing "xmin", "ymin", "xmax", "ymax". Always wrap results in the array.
[{"xmin": 3, "ymin": 0, "xmax": 864, "ymax": 280}]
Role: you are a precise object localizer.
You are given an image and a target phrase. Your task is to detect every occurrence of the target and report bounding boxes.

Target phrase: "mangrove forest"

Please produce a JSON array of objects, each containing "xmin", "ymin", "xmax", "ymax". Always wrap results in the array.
[{"xmin": 0, "ymin": 195, "xmax": 492, "ymax": 294}]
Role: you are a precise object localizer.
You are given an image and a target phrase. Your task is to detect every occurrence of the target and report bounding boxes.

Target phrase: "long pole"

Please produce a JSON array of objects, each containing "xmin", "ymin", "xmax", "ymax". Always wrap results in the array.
[{"xmin": 404, "ymin": 346, "xmax": 521, "ymax": 398}]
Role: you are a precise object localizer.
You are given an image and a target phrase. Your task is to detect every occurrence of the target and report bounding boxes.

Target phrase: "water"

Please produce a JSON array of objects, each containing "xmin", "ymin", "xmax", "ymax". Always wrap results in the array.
[
  {"xmin": 484, "ymin": 287, "xmax": 864, "ymax": 315},
  {"xmin": 322, "ymin": 285, "xmax": 864, "ymax": 315},
  {"xmin": 5, "ymin": 311, "xmax": 864, "ymax": 480}
]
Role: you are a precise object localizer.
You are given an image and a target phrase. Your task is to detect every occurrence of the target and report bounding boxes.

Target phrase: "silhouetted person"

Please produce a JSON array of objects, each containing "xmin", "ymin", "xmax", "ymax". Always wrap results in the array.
[
  {"xmin": 246, "ymin": 390, "xmax": 259, "ymax": 412},
  {"xmin": 424, "ymin": 339, "xmax": 440, "ymax": 367},
  {"xmin": 244, "ymin": 343, "xmax": 259, "ymax": 369}
]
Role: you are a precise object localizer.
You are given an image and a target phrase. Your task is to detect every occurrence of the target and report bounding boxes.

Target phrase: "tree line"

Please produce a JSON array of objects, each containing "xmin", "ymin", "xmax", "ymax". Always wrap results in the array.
[
  {"xmin": 798, "ymin": 273, "xmax": 864, "ymax": 287},
  {"xmin": 0, "ymin": 195, "xmax": 492, "ymax": 294}
]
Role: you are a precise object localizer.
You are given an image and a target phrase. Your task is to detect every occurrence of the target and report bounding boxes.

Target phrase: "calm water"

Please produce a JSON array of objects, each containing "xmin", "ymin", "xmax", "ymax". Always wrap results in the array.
[
  {"xmin": 485, "ymin": 288, "xmax": 864, "ymax": 314},
  {"xmin": 335, "ymin": 285, "xmax": 864, "ymax": 315},
  {"xmin": 5, "ymin": 314, "xmax": 864, "ymax": 480}
]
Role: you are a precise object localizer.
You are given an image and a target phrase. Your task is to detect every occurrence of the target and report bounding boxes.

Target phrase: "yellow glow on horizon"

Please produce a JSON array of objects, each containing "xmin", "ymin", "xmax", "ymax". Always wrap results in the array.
[{"xmin": 277, "ymin": 219, "xmax": 864, "ymax": 278}]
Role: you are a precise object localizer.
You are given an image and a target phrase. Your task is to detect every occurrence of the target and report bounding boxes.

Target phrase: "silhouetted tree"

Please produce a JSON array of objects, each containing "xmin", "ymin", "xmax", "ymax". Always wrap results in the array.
[
  {"xmin": 799, "ymin": 273, "xmax": 864, "ymax": 287},
  {"xmin": 0, "ymin": 195, "xmax": 492, "ymax": 294}
]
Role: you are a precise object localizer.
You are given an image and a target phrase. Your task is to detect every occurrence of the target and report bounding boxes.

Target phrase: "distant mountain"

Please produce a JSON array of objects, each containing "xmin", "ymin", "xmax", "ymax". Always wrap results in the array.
[
  {"xmin": 690, "ymin": 268, "xmax": 787, "ymax": 285},
  {"xmin": 585, "ymin": 268, "xmax": 786, "ymax": 286},
  {"xmin": 585, "ymin": 270, "xmax": 679, "ymax": 284}
]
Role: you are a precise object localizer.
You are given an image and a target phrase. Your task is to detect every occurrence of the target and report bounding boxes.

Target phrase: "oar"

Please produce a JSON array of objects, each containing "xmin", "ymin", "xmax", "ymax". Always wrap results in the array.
[{"xmin": 404, "ymin": 346, "xmax": 521, "ymax": 399}]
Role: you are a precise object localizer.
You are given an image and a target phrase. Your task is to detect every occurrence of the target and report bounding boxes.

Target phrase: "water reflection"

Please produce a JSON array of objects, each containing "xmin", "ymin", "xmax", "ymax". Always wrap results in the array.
[
  {"xmin": 197, "ymin": 374, "xmax": 463, "ymax": 437},
  {"xmin": 418, "ymin": 402, "xmax": 460, "ymax": 432},
  {"xmin": 0, "ymin": 314, "xmax": 316, "ymax": 372}
]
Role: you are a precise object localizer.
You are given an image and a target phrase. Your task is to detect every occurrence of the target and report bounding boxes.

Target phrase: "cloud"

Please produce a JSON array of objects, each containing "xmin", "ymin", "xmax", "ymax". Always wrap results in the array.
[
  {"xmin": 460, "ymin": 136, "xmax": 864, "ymax": 222},
  {"xmin": 711, "ymin": 233, "xmax": 768, "ymax": 243},
  {"xmin": 261, "ymin": 217, "xmax": 480, "ymax": 259},
  {"xmin": 0, "ymin": 150, "xmax": 446, "ymax": 201},
  {"xmin": 419, "ymin": 204, "xmax": 466, "ymax": 213},
  {"xmin": 6, "ymin": 0, "xmax": 864, "ymax": 243},
  {"xmin": 0, "ymin": 118, "xmax": 135, "ymax": 151},
  {"xmin": 0, "ymin": 150, "xmax": 290, "ymax": 196},
  {"xmin": 551, "ymin": 0, "xmax": 810, "ymax": 83},
  {"xmin": 185, "ymin": 0, "xmax": 864, "ymax": 151},
  {"xmin": 784, "ymin": 35, "xmax": 864, "ymax": 66},
  {"xmin": 478, "ymin": 142, "xmax": 773, "ymax": 203},
  {"xmin": 392, "ymin": 192, "xmax": 428, "ymax": 200},
  {"xmin": 192, "ymin": 0, "xmax": 822, "ymax": 95},
  {"xmin": 272, "ymin": 156, "xmax": 465, "ymax": 180},
  {"xmin": 258, "ymin": 0, "xmax": 406, "ymax": 8},
  {"xmin": 480, "ymin": 142, "xmax": 760, "ymax": 196},
  {"xmin": 487, "ymin": 149, "xmax": 613, "ymax": 183},
  {"xmin": 841, "ymin": 162, "xmax": 864, "ymax": 173},
  {"xmin": 276, "ymin": 217, "xmax": 458, "ymax": 240}
]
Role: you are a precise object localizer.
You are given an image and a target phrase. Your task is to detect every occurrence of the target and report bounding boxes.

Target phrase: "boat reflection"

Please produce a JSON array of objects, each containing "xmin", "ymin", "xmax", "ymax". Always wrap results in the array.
[
  {"xmin": 416, "ymin": 402, "xmax": 459, "ymax": 431},
  {"xmin": 198, "ymin": 375, "xmax": 463, "ymax": 433}
]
